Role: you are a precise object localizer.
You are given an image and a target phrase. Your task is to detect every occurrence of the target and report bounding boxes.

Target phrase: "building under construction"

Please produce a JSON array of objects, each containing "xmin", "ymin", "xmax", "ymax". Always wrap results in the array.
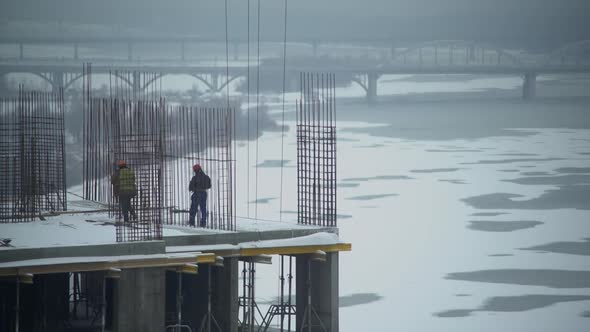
[{"xmin": 0, "ymin": 70, "xmax": 350, "ymax": 332}]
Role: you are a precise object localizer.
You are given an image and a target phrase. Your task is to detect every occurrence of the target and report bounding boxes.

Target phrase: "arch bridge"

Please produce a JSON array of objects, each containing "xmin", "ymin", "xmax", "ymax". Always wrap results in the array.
[
  {"xmin": 0, "ymin": 65, "xmax": 248, "ymax": 95},
  {"xmin": 1, "ymin": 40, "xmax": 589, "ymax": 102},
  {"xmin": 350, "ymin": 40, "xmax": 590, "ymax": 102}
]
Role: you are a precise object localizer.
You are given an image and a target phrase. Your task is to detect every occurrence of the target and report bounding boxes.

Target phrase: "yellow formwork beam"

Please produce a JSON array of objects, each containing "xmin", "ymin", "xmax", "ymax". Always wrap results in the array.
[
  {"xmin": 0, "ymin": 253, "xmax": 217, "ymax": 277},
  {"xmin": 239, "ymin": 243, "xmax": 352, "ymax": 257},
  {"xmin": 196, "ymin": 254, "xmax": 217, "ymax": 264}
]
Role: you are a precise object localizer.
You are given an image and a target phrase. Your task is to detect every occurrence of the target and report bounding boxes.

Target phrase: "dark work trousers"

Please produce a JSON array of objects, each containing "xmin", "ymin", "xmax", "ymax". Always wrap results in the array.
[
  {"xmin": 189, "ymin": 191, "xmax": 207, "ymax": 227},
  {"xmin": 119, "ymin": 193, "xmax": 136, "ymax": 222}
]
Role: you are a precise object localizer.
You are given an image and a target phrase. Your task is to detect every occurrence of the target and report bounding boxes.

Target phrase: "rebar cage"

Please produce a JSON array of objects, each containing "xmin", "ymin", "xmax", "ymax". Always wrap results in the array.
[
  {"xmin": 296, "ymin": 73, "xmax": 337, "ymax": 227},
  {"xmin": 0, "ymin": 86, "xmax": 67, "ymax": 223},
  {"xmin": 83, "ymin": 64, "xmax": 236, "ymax": 240},
  {"xmin": 114, "ymin": 99, "xmax": 167, "ymax": 242},
  {"xmin": 165, "ymin": 105, "xmax": 236, "ymax": 231},
  {"xmin": 83, "ymin": 65, "xmax": 166, "ymax": 241}
]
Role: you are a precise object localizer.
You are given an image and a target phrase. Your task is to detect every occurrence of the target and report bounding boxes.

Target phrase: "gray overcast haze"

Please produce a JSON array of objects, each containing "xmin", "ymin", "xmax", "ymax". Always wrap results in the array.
[{"xmin": 1, "ymin": 0, "xmax": 589, "ymax": 48}]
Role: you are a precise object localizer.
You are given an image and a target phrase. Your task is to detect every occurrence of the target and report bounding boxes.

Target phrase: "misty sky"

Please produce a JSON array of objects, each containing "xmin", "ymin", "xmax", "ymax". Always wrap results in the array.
[{"xmin": 1, "ymin": 0, "xmax": 589, "ymax": 47}]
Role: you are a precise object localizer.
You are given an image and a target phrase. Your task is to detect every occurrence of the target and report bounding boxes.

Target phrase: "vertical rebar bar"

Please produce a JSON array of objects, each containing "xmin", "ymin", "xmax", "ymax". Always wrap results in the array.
[{"xmin": 296, "ymin": 72, "xmax": 337, "ymax": 227}]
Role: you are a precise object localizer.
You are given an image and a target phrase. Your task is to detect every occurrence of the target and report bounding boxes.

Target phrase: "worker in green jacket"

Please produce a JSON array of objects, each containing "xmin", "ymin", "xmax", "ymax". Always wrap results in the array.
[{"xmin": 111, "ymin": 160, "xmax": 137, "ymax": 222}]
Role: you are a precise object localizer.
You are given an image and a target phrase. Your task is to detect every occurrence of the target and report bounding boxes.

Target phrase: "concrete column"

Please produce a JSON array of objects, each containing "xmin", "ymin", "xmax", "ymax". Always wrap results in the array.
[
  {"xmin": 296, "ymin": 253, "xmax": 339, "ymax": 332},
  {"xmin": 114, "ymin": 268, "xmax": 166, "ymax": 332},
  {"xmin": 367, "ymin": 73, "xmax": 379, "ymax": 104},
  {"xmin": 33, "ymin": 273, "xmax": 69, "ymax": 332},
  {"xmin": 523, "ymin": 73, "xmax": 537, "ymax": 100},
  {"xmin": 165, "ymin": 270, "xmax": 206, "ymax": 330},
  {"xmin": 296, "ymin": 256, "xmax": 308, "ymax": 332},
  {"xmin": 213, "ymin": 257, "xmax": 239, "ymax": 332}
]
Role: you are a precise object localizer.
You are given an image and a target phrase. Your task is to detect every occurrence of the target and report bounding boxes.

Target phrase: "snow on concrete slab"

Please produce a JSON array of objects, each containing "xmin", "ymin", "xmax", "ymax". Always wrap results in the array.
[
  {"xmin": 0, "ymin": 215, "xmax": 116, "ymax": 249},
  {"xmin": 167, "ymin": 232, "xmax": 343, "ymax": 254},
  {"xmin": 167, "ymin": 244, "xmax": 239, "ymax": 253},
  {"xmin": 235, "ymin": 216, "xmax": 319, "ymax": 232},
  {"xmin": 0, "ymin": 252, "xmax": 204, "ymax": 269},
  {"xmin": 2, "ymin": 179, "xmax": 331, "ymax": 250},
  {"xmin": 241, "ymin": 232, "xmax": 341, "ymax": 248},
  {"xmin": 0, "ymin": 209, "xmax": 327, "ymax": 250}
]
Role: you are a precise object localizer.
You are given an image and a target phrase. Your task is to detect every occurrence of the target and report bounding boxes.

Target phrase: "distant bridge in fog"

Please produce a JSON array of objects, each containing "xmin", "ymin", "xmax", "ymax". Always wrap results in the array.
[{"xmin": 0, "ymin": 39, "xmax": 589, "ymax": 102}]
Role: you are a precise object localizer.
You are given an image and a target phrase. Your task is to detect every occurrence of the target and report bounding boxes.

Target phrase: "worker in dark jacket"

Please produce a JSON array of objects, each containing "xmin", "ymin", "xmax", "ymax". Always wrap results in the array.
[
  {"xmin": 189, "ymin": 164, "xmax": 211, "ymax": 227},
  {"xmin": 111, "ymin": 160, "xmax": 137, "ymax": 222}
]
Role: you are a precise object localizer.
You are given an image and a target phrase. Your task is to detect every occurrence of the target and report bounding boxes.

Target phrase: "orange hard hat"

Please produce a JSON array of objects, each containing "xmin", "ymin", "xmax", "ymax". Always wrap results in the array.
[
  {"xmin": 193, "ymin": 164, "xmax": 201, "ymax": 172},
  {"xmin": 117, "ymin": 160, "xmax": 127, "ymax": 167}
]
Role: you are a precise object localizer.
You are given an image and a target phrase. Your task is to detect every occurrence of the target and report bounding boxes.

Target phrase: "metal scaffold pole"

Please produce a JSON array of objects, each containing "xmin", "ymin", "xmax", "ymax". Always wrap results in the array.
[
  {"xmin": 199, "ymin": 267, "xmax": 221, "ymax": 332},
  {"xmin": 260, "ymin": 255, "xmax": 296, "ymax": 332},
  {"xmin": 15, "ymin": 276, "xmax": 20, "ymax": 332},
  {"xmin": 239, "ymin": 260, "xmax": 265, "ymax": 332}
]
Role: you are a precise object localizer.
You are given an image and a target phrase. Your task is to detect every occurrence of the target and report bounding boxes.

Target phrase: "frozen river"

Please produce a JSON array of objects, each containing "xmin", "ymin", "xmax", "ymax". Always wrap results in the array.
[{"xmin": 235, "ymin": 74, "xmax": 590, "ymax": 331}]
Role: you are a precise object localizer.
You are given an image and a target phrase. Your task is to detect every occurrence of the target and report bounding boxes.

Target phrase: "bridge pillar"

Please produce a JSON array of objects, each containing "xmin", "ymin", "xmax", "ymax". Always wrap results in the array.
[
  {"xmin": 0, "ymin": 73, "xmax": 6, "ymax": 92},
  {"xmin": 469, "ymin": 45, "xmax": 476, "ymax": 63},
  {"xmin": 367, "ymin": 72, "xmax": 379, "ymax": 104},
  {"xmin": 449, "ymin": 45, "xmax": 454, "ymax": 65},
  {"xmin": 434, "ymin": 46, "xmax": 438, "ymax": 65},
  {"xmin": 522, "ymin": 73, "xmax": 537, "ymax": 100},
  {"xmin": 233, "ymin": 42, "xmax": 239, "ymax": 61},
  {"xmin": 127, "ymin": 42, "xmax": 133, "ymax": 61},
  {"xmin": 132, "ymin": 71, "xmax": 141, "ymax": 96},
  {"xmin": 289, "ymin": 74, "xmax": 299, "ymax": 92},
  {"xmin": 211, "ymin": 73, "xmax": 220, "ymax": 92},
  {"xmin": 51, "ymin": 71, "xmax": 64, "ymax": 92}
]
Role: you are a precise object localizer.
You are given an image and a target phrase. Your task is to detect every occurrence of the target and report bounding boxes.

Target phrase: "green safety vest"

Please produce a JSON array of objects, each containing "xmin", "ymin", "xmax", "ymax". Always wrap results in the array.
[{"xmin": 118, "ymin": 168, "xmax": 137, "ymax": 194}]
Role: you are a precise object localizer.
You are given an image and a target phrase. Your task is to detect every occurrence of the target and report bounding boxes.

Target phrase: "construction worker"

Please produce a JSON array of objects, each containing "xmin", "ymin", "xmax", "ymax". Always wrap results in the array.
[
  {"xmin": 189, "ymin": 164, "xmax": 211, "ymax": 227},
  {"xmin": 111, "ymin": 160, "xmax": 137, "ymax": 222}
]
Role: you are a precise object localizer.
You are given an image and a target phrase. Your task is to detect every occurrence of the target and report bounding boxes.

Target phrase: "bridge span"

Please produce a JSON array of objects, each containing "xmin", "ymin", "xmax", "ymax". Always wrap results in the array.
[{"xmin": 1, "ymin": 40, "xmax": 589, "ymax": 102}]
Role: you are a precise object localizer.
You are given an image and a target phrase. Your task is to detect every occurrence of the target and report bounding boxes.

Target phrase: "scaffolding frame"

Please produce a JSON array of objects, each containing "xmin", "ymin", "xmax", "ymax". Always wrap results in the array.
[
  {"xmin": 259, "ymin": 255, "xmax": 296, "ymax": 332},
  {"xmin": 239, "ymin": 260, "xmax": 265, "ymax": 332}
]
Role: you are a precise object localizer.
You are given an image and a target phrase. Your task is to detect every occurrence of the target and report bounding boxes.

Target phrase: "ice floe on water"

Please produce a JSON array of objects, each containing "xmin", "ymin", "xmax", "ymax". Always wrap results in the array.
[{"xmin": 238, "ymin": 88, "xmax": 590, "ymax": 330}]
